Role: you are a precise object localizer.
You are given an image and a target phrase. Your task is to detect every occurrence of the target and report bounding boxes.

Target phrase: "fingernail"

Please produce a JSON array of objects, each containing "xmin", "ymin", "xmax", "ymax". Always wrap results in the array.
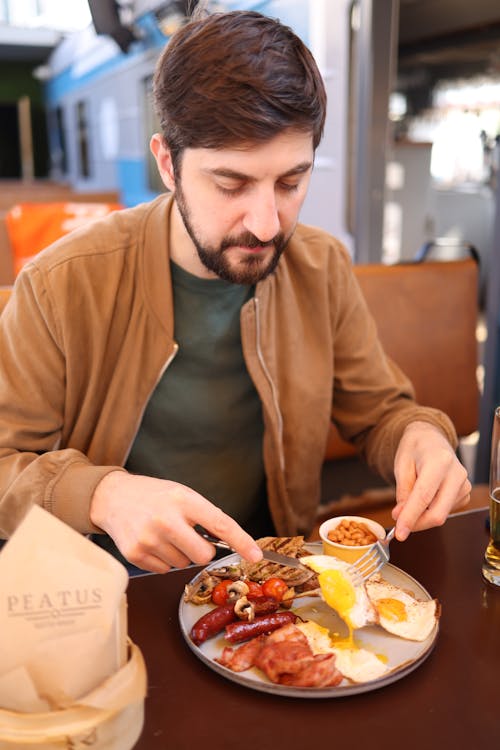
[
  {"xmin": 248, "ymin": 547, "xmax": 263, "ymax": 563},
  {"xmin": 396, "ymin": 524, "xmax": 410, "ymax": 541}
]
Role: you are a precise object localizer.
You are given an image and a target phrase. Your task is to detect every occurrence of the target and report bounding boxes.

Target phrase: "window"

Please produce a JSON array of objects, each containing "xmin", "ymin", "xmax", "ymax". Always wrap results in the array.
[
  {"xmin": 48, "ymin": 106, "xmax": 68, "ymax": 176},
  {"xmin": 407, "ymin": 77, "xmax": 500, "ymax": 188},
  {"xmin": 76, "ymin": 100, "xmax": 91, "ymax": 178}
]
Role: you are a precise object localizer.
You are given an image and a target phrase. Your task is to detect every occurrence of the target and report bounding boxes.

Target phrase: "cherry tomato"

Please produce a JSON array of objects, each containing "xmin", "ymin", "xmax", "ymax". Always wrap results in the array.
[
  {"xmin": 211, "ymin": 579, "xmax": 234, "ymax": 605},
  {"xmin": 246, "ymin": 581, "xmax": 263, "ymax": 598},
  {"xmin": 262, "ymin": 577, "xmax": 288, "ymax": 602}
]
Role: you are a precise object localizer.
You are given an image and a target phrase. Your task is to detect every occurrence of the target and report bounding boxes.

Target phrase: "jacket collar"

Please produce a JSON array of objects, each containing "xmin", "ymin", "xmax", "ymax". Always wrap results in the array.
[{"xmin": 142, "ymin": 193, "xmax": 175, "ymax": 338}]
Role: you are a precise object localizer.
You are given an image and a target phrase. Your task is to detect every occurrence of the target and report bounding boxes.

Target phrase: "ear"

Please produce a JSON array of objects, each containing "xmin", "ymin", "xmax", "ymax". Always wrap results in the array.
[{"xmin": 150, "ymin": 134, "xmax": 176, "ymax": 191}]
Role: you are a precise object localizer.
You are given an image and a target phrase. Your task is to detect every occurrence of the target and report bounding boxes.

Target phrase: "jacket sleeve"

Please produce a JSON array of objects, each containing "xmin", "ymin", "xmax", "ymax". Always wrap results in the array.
[
  {"xmin": 328, "ymin": 243, "xmax": 458, "ymax": 481},
  {"xmin": 0, "ymin": 271, "xmax": 123, "ymax": 537}
]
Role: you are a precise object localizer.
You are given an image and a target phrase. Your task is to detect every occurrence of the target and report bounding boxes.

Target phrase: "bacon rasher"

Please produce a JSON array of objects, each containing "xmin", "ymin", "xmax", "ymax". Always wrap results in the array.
[{"xmin": 217, "ymin": 623, "xmax": 343, "ymax": 688}]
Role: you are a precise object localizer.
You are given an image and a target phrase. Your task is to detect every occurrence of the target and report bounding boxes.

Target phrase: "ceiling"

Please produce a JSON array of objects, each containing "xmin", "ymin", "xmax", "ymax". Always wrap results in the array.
[
  {"xmin": 0, "ymin": 26, "xmax": 61, "ymax": 63},
  {"xmin": 398, "ymin": 0, "xmax": 500, "ymax": 80},
  {"xmin": 2, "ymin": 1, "xmax": 500, "ymax": 80}
]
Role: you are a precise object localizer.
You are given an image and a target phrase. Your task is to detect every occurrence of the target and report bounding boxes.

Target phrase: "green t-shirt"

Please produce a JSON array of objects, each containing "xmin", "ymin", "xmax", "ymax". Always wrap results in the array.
[{"xmin": 125, "ymin": 261, "xmax": 269, "ymax": 533}]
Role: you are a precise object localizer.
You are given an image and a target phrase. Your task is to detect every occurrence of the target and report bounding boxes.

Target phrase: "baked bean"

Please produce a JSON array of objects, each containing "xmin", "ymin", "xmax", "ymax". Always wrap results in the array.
[{"xmin": 327, "ymin": 519, "xmax": 377, "ymax": 546}]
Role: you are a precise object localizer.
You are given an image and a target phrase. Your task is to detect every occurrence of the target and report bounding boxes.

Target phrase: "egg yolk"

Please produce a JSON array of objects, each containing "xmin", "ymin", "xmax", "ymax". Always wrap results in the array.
[
  {"xmin": 376, "ymin": 597, "xmax": 407, "ymax": 622},
  {"xmin": 318, "ymin": 570, "xmax": 356, "ymax": 646}
]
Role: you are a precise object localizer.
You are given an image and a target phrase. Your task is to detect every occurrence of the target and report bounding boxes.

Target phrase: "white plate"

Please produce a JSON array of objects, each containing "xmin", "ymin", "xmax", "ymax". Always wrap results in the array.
[{"xmin": 178, "ymin": 552, "xmax": 439, "ymax": 698}]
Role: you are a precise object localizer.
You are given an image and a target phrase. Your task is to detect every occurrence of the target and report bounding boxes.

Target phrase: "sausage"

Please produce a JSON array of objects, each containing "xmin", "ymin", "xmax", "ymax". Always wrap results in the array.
[
  {"xmin": 224, "ymin": 611, "xmax": 298, "ymax": 643},
  {"xmin": 234, "ymin": 595, "xmax": 280, "ymax": 621},
  {"xmin": 190, "ymin": 603, "xmax": 237, "ymax": 646}
]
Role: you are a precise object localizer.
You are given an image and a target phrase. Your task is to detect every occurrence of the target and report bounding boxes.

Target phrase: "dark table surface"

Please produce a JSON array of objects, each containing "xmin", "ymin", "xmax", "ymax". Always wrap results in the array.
[{"xmin": 128, "ymin": 509, "xmax": 497, "ymax": 750}]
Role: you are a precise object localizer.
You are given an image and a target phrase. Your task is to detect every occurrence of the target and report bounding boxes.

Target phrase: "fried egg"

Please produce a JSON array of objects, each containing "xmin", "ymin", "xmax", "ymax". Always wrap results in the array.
[
  {"xmin": 365, "ymin": 576, "xmax": 439, "ymax": 641},
  {"xmin": 300, "ymin": 555, "xmax": 376, "ymax": 636},
  {"xmin": 301, "ymin": 555, "xmax": 438, "ymax": 644},
  {"xmin": 297, "ymin": 621, "xmax": 388, "ymax": 683}
]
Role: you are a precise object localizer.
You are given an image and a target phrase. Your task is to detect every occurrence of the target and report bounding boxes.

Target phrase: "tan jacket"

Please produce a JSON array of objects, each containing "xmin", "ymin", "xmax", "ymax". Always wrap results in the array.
[{"xmin": 0, "ymin": 195, "xmax": 456, "ymax": 537}]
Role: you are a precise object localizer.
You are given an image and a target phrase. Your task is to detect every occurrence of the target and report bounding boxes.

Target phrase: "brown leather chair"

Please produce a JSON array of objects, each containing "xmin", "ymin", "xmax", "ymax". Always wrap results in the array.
[{"xmin": 314, "ymin": 256, "xmax": 487, "ymax": 532}]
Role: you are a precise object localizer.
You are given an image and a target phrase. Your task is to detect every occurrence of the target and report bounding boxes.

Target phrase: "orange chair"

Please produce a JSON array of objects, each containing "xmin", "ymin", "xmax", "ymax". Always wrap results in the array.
[{"xmin": 5, "ymin": 201, "xmax": 122, "ymax": 276}]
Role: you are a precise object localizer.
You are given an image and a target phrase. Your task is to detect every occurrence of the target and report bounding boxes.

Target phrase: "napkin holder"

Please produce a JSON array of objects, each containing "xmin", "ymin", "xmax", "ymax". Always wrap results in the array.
[{"xmin": 0, "ymin": 639, "xmax": 146, "ymax": 749}]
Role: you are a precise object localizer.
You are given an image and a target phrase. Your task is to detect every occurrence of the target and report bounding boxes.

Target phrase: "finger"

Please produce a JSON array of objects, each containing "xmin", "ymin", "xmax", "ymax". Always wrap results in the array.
[
  {"xmin": 148, "ymin": 540, "xmax": 193, "ymax": 569},
  {"xmin": 119, "ymin": 540, "xmax": 176, "ymax": 574},
  {"xmin": 391, "ymin": 456, "xmax": 417, "ymax": 525},
  {"xmin": 454, "ymin": 489, "xmax": 472, "ymax": 511},
  {"xmin": 408, "ymin": 492, "xmax": 471, "ymax": 533},
  {"xmin": 394, "ymin": 464, "xmax": 445, "ymax": 540},
  {"xmin": 396, "ymin": 468, "xmax": 470, "ymax": 539},
  {"xmin": 157, "ymin": 524, "xmax": 218, "ymax": 567},
  {"xmin": 409, "ymin": 477, "xmax": 472, "ymax": 532},
  {"xmin": 180, "ymin": 496, "xmax": 263, "ymax": 563},
  {"xmin": 137, "ymin": 507, "xmax": 221, "ymax": 566},
  {"xmin": 121, "ymin": 529, "xmax": 194, "ymax": 570},
  {"xmin": 206, "ymin": 515, "xmax": 263, "ymax": 563},
  {"xmin": 127, "ymin": 553, "xmax": 172, "ymax": 574},
  {"xmin": 391, "ymin": 502, "xmax": 404, "ymax": 521},
  {"xmin": 145, "ymin": 493, "xmax": 262, "ymax": 565},
  {"xmin": 393, "ymin": 451, "xmax": 417, "ymax": 506}
]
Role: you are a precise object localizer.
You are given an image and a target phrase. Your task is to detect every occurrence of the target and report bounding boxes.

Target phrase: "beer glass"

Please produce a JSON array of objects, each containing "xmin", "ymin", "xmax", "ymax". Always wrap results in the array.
[{"xmin": 482, "ymin": 406, "xmax": 500, "ymax": 586}]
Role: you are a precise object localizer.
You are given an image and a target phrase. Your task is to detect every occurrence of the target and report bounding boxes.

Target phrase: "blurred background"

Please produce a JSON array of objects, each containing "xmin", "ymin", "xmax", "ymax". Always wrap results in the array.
[{"xmin": 1, "ymin": 0, "xmax": 500, "ymax": 485}]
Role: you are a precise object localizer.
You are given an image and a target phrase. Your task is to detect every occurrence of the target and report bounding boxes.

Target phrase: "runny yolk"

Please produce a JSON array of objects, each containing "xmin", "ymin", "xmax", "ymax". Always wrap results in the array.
[
  {"xmin": 376, "ymin": 597, "xmax": 407, "ymax": 622},
  {"xmin": 318, "ymin": 570, "xmax": 356, "ymax": 647}
]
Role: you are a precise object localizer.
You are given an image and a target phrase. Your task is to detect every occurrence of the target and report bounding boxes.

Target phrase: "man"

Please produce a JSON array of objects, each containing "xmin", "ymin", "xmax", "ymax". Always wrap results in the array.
[{"xmin": 0, "ymin": 10, "xmax": 470, "ymax": 573}]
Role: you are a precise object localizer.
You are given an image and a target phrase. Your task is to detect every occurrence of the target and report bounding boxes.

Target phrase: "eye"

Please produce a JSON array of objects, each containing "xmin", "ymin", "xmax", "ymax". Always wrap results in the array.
[
  {"xmin": 216, "ymin": 186, "xmax": 245, "ymax": 197},
  {"xmin": 215, "ymin": 181, "xmax": 247, "ymax": 197},
  {"xmin": 277, "ymin": 181, "xmax": 300, "ymax": 193}
]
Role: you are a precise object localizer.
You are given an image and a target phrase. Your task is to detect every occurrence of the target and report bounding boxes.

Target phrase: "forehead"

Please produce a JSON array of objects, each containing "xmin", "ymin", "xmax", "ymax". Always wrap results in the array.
[{"xmin": 182, "ymin": 130, "xmax": 314, "ymax": 178}]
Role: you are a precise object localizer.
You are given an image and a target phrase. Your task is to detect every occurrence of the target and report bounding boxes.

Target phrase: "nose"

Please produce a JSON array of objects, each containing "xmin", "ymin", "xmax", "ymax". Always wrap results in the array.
[{"xmin": 242, "ymin": 190, "xmax": 281, "ymax": 243}]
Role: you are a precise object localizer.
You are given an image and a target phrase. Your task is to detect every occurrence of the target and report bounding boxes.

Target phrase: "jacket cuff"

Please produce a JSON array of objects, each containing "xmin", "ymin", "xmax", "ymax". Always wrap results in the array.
[
  {"xmin": 45, "ymin": 461, "xmax": 127, "ymax": 534},
  {"xmin": 366, "ymin": 406, "xmax": 459, "ymax": 481}
]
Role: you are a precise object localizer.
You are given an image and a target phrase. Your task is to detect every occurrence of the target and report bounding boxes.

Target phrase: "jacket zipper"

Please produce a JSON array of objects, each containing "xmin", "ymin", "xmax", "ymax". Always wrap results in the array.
[
  {"xmin": 121, "ymin": 341, "xmax": 179, "ymax": 465},
  {"xmin": 253, "ymin": 297, "xmax": 285, "ymax": 471}
]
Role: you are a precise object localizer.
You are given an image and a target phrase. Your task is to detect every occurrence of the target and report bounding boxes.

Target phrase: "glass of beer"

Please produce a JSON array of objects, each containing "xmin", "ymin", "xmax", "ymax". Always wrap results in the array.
[{"xmin": 482, "ymin": 406, "xmax": 500, "ymax": 586}]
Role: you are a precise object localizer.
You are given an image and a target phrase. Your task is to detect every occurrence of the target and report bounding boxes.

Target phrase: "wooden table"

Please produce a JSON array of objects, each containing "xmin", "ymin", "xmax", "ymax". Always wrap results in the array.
[{"xmin": 128, "ymin": 509, "xmax": 497, "ymax": 750}]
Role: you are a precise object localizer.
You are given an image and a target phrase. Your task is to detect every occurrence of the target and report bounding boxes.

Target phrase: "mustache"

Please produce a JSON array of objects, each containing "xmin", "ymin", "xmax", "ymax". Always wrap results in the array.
[{"xmin": 220, "ymin": 232, "xmax": 281, "ymax": 251}]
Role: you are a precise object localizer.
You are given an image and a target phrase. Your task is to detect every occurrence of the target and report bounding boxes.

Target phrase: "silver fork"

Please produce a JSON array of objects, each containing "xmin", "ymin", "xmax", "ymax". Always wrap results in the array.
[{"xmin": 348, "ymin": 526, "xmax": 396, "ymax": 585}]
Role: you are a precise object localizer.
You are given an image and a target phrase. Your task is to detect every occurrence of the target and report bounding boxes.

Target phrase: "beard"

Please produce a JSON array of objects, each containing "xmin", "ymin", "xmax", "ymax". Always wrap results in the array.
[{"xmin": 174, "ymin": 181, "xmax": 290, "ymax": 285}]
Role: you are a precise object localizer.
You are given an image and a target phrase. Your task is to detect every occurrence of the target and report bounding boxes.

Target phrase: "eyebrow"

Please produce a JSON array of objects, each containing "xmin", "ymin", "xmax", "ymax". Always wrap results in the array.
[{"xmin": 203, "ymin": 161, "xmax": 313, "ymax": 181}]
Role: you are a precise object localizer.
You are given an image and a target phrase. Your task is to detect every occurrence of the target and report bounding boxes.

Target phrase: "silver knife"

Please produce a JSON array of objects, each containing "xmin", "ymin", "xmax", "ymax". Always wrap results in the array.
[
  {"xmin": 200, "ymin": 533, "xmax": 306, "ymax": 569},
  {"xmin": 258, "ymin": 548, "xmax": 306, "ymax": 569}
]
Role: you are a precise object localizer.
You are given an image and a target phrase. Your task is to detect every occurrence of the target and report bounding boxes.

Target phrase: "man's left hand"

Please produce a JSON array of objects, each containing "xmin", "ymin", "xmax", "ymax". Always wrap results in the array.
[{"xmin": 392, "ymin": 420, "xmax": 471, "ymax": 541}]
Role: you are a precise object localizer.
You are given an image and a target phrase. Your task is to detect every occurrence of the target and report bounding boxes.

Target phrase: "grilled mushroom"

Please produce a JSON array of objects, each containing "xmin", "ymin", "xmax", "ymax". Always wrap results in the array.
[
  {"xmin": 234, "ymin": 596, "xmax": 255, "ymax": 621},
  {"xmin": 210, "ymin": 565, "xmax": 242, "ymax": 579},
  {"xmin": 226, "ymin": 580, "xmax": 250, "ymax": 601},
  {"xmin": 183, "ymin": 571, "xmax": 218, "ymax": 604}
]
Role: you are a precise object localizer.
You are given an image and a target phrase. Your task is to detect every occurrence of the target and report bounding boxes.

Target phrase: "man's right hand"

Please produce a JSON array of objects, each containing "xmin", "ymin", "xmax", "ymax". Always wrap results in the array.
[{"xmin": 90, "ymin": 471, "xmax": 263, "ymax": 573}]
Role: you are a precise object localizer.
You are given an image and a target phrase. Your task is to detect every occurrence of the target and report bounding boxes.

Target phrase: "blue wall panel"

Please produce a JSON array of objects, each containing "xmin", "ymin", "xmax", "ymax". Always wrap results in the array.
[{"xmin": 117, "ymin": 158, "xmax": 161, "ymax": 207}]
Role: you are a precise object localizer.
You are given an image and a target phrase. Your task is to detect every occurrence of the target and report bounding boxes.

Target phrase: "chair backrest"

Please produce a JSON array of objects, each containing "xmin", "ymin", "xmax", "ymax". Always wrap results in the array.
[
  {"xmin": 5, "ymin": 201, "xmax": 122, "ymax": 276},
  {"xmin": 325, "ymin": 258, "xmax": 480, "ymax": 460}
]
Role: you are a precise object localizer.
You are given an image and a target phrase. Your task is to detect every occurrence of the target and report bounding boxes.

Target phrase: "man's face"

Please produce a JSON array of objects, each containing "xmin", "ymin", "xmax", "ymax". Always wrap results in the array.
[{"xmin": 154, "ymin": 130, "xmax": 314, "ymax": 284}]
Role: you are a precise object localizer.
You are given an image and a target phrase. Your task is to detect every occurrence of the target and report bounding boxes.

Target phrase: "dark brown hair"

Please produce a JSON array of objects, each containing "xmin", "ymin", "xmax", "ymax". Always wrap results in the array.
[{"xmin": 153, "ymin": 10, "xmax": 327, "ymax": 170}]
